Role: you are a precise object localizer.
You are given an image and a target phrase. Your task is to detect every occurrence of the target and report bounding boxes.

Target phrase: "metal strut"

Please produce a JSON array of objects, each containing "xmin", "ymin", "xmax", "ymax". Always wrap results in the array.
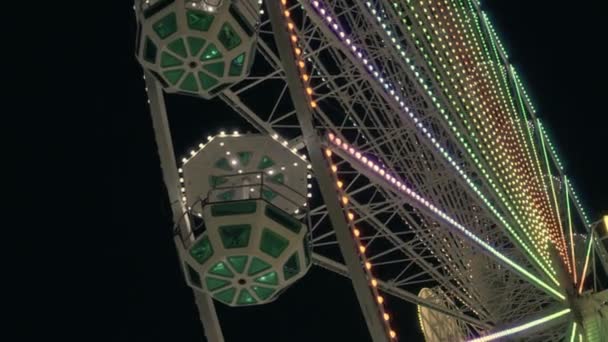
[{"xmin": 265, "ymin": 2, "xmax": 390, "ymax": 341}]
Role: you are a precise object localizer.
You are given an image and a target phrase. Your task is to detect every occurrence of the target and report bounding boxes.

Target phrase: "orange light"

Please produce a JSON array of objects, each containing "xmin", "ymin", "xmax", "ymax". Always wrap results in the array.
[
  {"xmin": 365, "ymin": 261, "xmax": 372, "ymax": 270},
  {"xmin": 331, "ymin": 165, "xmax": 337, "ymax": 172},
  {"xmin": 306, "ymin": 87, "xmax": 313, "ymax": 95},
  {"xmin": 389, "ymin": 330, "xmax": 396, "ymax": 338},
  {"xmin": 295, "ymin": 48, "xmax": 301, "ymax": 55},
  {"xmin": 325, "ymin": 149, "xmax": 332, "ymax": 157},
  {"xmin": 288, "ymin": 22, "xmax": 294, "ymax": 30},
  {"xmin": 298, "ymin": 60, "xmax": 305, "ymax": 68},
  {"xmin": 302, "ymin": 74, "xmax": 309, "ymax": 81},
  {"xmin": 347, "ymin": 212, "xmax": 354, "ymax": 220},
  {"xmin": 310, "ymin": 101, "xmax": 317, "ymax": 108},
  {"xmin": 359, "ymin": 245, "xmax": 366, "ymax": 253},
  {"xmin": 353, "ymin": 228, "xmax": 360, "ymax": 237},
  {"xmin": 291, "ymin": 35, "xmax": 298, "ymax": 43},
  {"xmin": 336, "ymin": 180, "xmax": 343, "ymax": 188},
  {"xmin": 284, "ymin": 10, "xmax": 290, "ymax": 17},
  {"xmin": 377, "ymin": 296, "xmax": 384, "ymax": 304},
  {"xmin": 342, "ymin": 196, "xmax": 349, "ymax": 205},
  {"xmin": 281, "ymin": 0, "xmax": 286, "ymax": 4},
  {"xmin": 371, "ymin": 279, "xmax": 378, "ymax": 287},
  {"xmin": 383, "ymin": 313, "xmax": 390, "ymax": 321}
]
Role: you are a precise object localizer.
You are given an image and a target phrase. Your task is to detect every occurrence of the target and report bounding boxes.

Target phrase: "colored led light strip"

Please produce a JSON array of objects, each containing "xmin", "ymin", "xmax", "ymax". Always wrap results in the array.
[
  {"xmin": 569, "ymin": 322, "xmax": 577, "ymax": 342},
  {"xmin": 325, "ymin": 147, "xmax": 398, "ymax": 340},
  {"xmin": 565, "ymin": 176, "xmax": 577, "ymax": 285},
  {"xmin": 328, "ymin": 133, "xmax": 565, "ymax": 300},
  {"xmin": 466, "ymin": 308, "xmax": 571, "ymax": 342},
  {"xmin": 564, "ymin": 177, "xmax": 591, "ymax": 228},
  {"xmin": 307, "ymin": 0, "xmax": 559, "ymax": 285},
  {"xmin": 578, "ymin": 236, "xmax": 593, "ymax": 294},
  {"xmin": 537, "ymin": 119, "xmax": 572, "ymax": 275},
  {"xmin": 374, "ymin": 0, "xmax": 561, "ymax": 277},
  {"xmin": 278, "ymin": 1, "xmax": 396, "ymax": 339}
]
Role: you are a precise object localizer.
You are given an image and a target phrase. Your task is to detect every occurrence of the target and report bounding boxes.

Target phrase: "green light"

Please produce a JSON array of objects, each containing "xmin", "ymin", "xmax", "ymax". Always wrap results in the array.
[
  {"xmin": 569, "ymin": 322, "xmax": 577, "ymax": 342},
  {"xmin": 565, "ymin": 176, "xmax": 577, "ymax": 284},
  {"xmin": 467, "ymin": 308, "xmax": 571, "ymax": 342}
]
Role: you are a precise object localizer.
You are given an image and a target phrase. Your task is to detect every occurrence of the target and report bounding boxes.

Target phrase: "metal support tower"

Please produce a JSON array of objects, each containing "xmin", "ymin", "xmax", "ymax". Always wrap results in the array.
[
  {"xmin": 266, "ymin": 2, "xmax": 390, "ymax": 341},
  {"xmin": 144, "ymin": 73, "xmax": 224, "ymax": 342}
]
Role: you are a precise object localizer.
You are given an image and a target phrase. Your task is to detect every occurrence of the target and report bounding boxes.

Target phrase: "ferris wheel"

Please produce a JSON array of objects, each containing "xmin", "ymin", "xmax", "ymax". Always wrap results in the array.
[{"xmin": 133, "ymin": 0, "xmax": 608, "ymax": 341}]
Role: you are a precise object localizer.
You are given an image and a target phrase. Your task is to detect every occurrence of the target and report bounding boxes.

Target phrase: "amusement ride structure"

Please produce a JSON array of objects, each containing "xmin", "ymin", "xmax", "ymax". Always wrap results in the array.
[{"xmin": 133, "ymin": 0, "xmax": 608, "ymax": 340}]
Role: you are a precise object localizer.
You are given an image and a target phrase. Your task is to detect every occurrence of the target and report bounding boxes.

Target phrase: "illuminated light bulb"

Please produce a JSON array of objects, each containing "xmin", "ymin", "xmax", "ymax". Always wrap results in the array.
[
  {"xmin": 337, "ymin": 180, "xmax": 343, "ymax": 188},
  {"xmin": 325, "ymin": 149, "xmax": 332, "ymax": 157},
  {"xmin": 328, "ymin": 133, "xmax": 335, "ymax": 141},
  {"xmin": 298, "ymin": 61, "xmax": 305, "ymax": 68},
  {"xmin": 348, "ymin": 147, "xmax": 355, "ymax": 155},
  {"xmin": 231, "ymin": 159, "xmax": 237, "ymax": 165},
  {"xmin": 342, "ymin": 142, "xmax": 348, "ymax": 149},
  {"xmin": 335, "ymin": 138, "xmax": 342, "ymax": 145},
  {"xmin": 383, "ymin": 313, "xmax": 390, "ymax": 321},
  {"xmin": 287, "ymin": 22, "xmax": 293, "ymax": 30},
  {"xmin": 348, "ymin": 212, "xmax": 355, "ymax": 220},
  {"xmin": 284, "ymin": 10, "xmax": 290, "ymax": 18},
  {"xmin": 310, "ymin": 101, "xmax": 317, "ymax": 108},
  {"xmin": 295, "ymin": 48, "xmax": 301, "ymax": 56},
  {"xmin": 342, "ymin": 196, "xmax": 349, "ymax": 205},
  {"xmin": 371, "ymin": 279, "xmax": 378, "ymax": 287},
  {"xmin": 377, "ymin": 296, "xmax": 384, "ymax": 304},
  {"xmin": 389, "ymin": 331, "xmax": 396, "ymax": 338},
  {"xmin": 355, "ymin": 152, "xmax": 361, "ymax": 159},
  {"xmin": 353, "ymin": 228, "xmax": 360, "ymax": 237},
  {"xmin": 365, "ymin": 261, "xmax": 372, "ymax": 270},
  {"xmin": 359, "ymin": 245, "xmax": 366, "ymax": 253},
  {"xmin": 306, "ymin": 87, "xmax": 313, "ymax": 95},
  {"xmin": 331, "ymin": 165, "xmax": 337, "ymax": 172},
  {"xmin": 302, "ymin": 74, "xmax": 309, "ymax": 81}
]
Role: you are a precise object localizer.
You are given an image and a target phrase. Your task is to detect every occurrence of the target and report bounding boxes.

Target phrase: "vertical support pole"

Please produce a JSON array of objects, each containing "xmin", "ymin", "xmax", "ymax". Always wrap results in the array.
[
  {"xmin": 265, "ymin": 3, "xmax": 390, "ymax": 342},
  {"xmin": 144, "ymin": 73, "xmax": 225, "ymax": 342}
]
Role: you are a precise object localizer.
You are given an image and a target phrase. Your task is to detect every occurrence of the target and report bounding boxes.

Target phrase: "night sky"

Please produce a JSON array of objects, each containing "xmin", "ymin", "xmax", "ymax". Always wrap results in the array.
[{"xmin": 107, "ymin": 1, "xmax": 607, "ymax": 341}]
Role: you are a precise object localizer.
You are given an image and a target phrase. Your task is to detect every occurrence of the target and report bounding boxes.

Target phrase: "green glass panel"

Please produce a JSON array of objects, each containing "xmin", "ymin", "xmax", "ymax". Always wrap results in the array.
[
  {"xmin": 283, "ymin": 253, "xmax": 300, "ymax": 281},
  {"xmin": 167, "ymin": 39, "xmax": 186, "ymax": 58},
  {"xmin": 254, "ymin": 271, "xmax": 278, "ymax": 285},
  {"xmin": 187, "ymin": 36, "xmax": 206, "ymax": 56},
  {"xmin": 247, "ymin": 256, "xmax": 271, "ymax": 276},
  {"xmin": 143, "ymin": 37, "xmax": 157, "ymax": 63},
  {"xmin": 303, "ymin": 237, "xmax": 311, "ymax": 266},
  {"xmin": 257, "ymin": 156, "xmax": 275, "ymax": 170},
  {"xmin": 162, "ymin": 69, "xmax": 185, "ymax": 85},
  {"xmin": 217, "ymin": 189, "xmax": 235, "ymax": 201},
  {"xmin": 262, "ymin": 189, "xmax": 277, "ymax": 202},
  {"xmin": 219, "ymin": 224, "xmax": 251, "ymax": 249},
  {"xmin": 214, "ymin": 157, "xmax": 233, "ymax": 171},
  {"xmin": 217, "ymin": 22, "xmax": 241, "ymax": 51},
  {"xmin": 229, "ymin": 53, "xmax": 245, "ymax": 76},
  {"xmin": 214, "ymin": 287, "xmax": 236, "ymax": 304},
  {"xmin": 160, "ymin": 52, "xmax": 183, "ymax": 68},
  {"xmin": 227, "ymin": 256, "xmax": 248, "ymax": 274},
  {"xmin": 179, "ymin": 72, "xmax": 199, "ymax": 92},
  {"xmin": 211, "ymin": 201, "xmax": 257, "ymax": 217},
  {"xmin": 209, "ymin": 261, "xmax": 234, "ymax": 278},
  {"xmin": 153, "ymin": 13, "xmax": 177, "ymax": 39},
  {"xmin": 236, "ymin": 289, "xmax": 257, "ymax": 305},
  {"xmin": 187, "ymin": 10, "xmax": 214, "ymax": 31},
  {"xmin": 237, "ymin": 151, "xmax": 251, "ymax": 166},
  {"xmin": 186, "ymin": 263, "xmax": 202, "ymax": 288},
  {"xmin": 203, "ymin": 62, "xmax": 224, "ymax": 78},
  {"xmin": 198, "ymin": 71, "xmax": 219, "ymax": 90},
  {"xmin": 205, "ymin": 276, "xmax": 230, "ymax": 291},
  {"xmin": 200, "ymin": 43, "xmax": 222, "ymax": 61},
  {"xmin": 269, "ymin": 173, "xmax": 284, "ymax": 184},
  {"xmin": 251, "ymin": 285, "xmax": 276, "ymax": 300},
  {"xmin": 260, "ymin": 229, "xmax": 289, "ymax": 258},
  {"xmin": 265, "ymin": 204, "xmax": 301, "ymax": 234},
  {"xmin": 190, "ymin": 236, "xmax": 213, "ymax": 264},
  {"xmin": 209, "ymin": 175, "xmax": 228, "ymax": 188}
]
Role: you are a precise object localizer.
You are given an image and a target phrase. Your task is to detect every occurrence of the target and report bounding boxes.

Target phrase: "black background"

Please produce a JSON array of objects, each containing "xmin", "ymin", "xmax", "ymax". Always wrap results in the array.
[{"xmin": 102, "ymin": 1, "xmax": 608, "ymax": 341}]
